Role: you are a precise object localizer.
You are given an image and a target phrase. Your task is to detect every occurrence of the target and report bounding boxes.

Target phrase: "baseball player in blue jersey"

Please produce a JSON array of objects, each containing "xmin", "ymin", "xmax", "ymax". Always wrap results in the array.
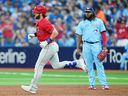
[{"xmin": 76, "ymin": 7, "xmax": 109, "ymax": 90}]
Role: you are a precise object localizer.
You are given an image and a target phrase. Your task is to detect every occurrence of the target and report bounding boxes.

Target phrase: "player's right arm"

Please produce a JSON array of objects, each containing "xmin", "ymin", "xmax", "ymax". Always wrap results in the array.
[
  {"xmin": 76, "ymin": 35, "xmax": 82, "ymax": 54},
  {"xmin": 75, "ymin": 22, "xmax": 83, "ymax": 54}
]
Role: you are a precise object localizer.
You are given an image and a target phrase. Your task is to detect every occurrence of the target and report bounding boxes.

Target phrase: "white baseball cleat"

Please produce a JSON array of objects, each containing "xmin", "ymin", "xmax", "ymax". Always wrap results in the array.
[
  {"xmin": 77, "ymin": 58, "xmax": 88, "ymax": 73},
  {"xmin": 21, "ymin": 85, "xmax": 37, "ymax": 94},
  {"xmin": 88, "ymin": 85, "xmax": 96, "ymax": 90},
  {"xmin": 102, "ymin": 85, "xmax": 109, "ymax": 90}
]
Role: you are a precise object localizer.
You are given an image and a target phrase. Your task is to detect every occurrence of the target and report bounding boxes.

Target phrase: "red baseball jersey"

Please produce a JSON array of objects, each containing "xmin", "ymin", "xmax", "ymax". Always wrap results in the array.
[
  {"xmin": 36, "ymin": 18, "xmax": 54, "ymax": 42},
  {"xmin": 115, "ymin": 23, "xmax": 128, "ymax": 39}
]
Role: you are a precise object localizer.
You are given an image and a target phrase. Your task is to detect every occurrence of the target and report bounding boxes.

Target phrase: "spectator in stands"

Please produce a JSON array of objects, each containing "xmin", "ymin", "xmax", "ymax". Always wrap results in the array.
[
  {"xmin": 64, "ymin": 34, "xmax": 75, "ymax": 47},
  {"xmin": 0, "ymin": 0, "xmax": 128, "ymax": 47},
  {"xmin": 110, "ymin": 7, "xmax": 119, "ymax": 25},
  {"xmin": 0, "ymin": 13, "xmax": 14, "ymax": 46},
  {"xmin": 48, "ymin": 8, "xmax": 64, "ymax": 23},
  {"xmin": 57, "ymin": 34, "xmax": 75, "ymax": 47},
  {"xmin": 105, "ymin": 22, "xmax": 115, "ymax": 46},
  {"xmin": 103, "ymin": 2, "xmax": 112, "ymax": 23},
  {"xmin": 116, "ymin": 3, "xmax": 128, "ymax": 18},
  {"xmin": 96, "ymin": 5, "xmax": 107, "ymax": 23},
  {"xmin": 63, "ymin": 8, "xmax": 73, "ymax": 33},
  {"xmin": 54, "ymin": 18, "xmax": 66, "ymax": 39},
  {"xmin": 120, "ymin": 43, "xmax": 128, "ymax": 70},
  {"xmin": 114, "ymin": 17, "xmax": 128, "ymax": 46},
  {"xmin": 14, "ymin": 28, "xmax": 28, "ymax": 47}
]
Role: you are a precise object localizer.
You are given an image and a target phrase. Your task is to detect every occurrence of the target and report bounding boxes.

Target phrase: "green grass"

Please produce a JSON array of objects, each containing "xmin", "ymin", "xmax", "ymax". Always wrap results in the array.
[{"xmin": 0, "ymin": 69, "xmax": 128, "ymax": 85}]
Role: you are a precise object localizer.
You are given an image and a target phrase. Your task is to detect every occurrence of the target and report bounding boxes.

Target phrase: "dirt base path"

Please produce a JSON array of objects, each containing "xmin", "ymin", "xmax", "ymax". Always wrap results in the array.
[{"xmin": 0, "ymin": 85, "xmax": 128, "ymax": 96}]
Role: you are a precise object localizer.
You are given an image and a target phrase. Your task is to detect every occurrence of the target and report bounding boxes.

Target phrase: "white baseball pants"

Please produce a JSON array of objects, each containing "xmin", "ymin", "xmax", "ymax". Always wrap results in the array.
[{"xmin": 31, "ymin": 42, "xmax": 78, "ymax": 87}]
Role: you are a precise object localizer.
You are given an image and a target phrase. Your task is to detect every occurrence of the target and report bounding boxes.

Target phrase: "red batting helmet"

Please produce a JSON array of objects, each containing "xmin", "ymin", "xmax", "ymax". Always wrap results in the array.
[{"xmin": 32, "ymin": 5, "xmax": 47, "ymax": 14}]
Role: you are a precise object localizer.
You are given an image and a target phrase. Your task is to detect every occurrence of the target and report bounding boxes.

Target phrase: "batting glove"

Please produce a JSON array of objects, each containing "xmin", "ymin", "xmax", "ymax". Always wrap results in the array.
[
  {"xmin": 40, "ymin": 38, "xmax": 53, "ymax": 48},
  {"xmin": 28, "ymin": 34, "xmax": 36, "ymax": 40},
  {"xmin": 40, "ymin": 41, "xmax": 48, "ymax": 48}
]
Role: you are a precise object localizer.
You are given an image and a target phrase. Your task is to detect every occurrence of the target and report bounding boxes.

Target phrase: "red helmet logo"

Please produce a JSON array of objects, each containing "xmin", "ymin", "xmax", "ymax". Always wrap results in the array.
[{"xmin": 33, "ymin": 5, "xmax": 47, "ymax": 14}]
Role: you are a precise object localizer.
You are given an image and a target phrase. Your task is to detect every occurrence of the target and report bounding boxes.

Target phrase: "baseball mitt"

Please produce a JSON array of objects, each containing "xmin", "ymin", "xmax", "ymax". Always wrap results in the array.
[{"xmin": 97, "ymin": 50, "xmax": 108, "ymax": 61}]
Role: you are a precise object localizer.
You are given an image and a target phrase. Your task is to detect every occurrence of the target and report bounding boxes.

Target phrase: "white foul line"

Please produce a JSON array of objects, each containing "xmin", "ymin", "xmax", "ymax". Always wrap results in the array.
[{"xmin": 0, "ymin": 72, "xmax": 128, "ymax": 80}]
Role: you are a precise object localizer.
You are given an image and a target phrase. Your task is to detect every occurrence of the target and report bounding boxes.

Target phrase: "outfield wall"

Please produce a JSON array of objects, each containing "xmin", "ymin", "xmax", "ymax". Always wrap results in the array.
[{"xmin": 0, "ymin": 47, "xmax": 126, "ymax": 70}]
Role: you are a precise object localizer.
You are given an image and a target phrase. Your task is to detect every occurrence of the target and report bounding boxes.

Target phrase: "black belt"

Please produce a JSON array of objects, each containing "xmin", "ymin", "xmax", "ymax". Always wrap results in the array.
[{"xmin": 83, "ymin": 41, "xmax": 99, "ymax": 44}]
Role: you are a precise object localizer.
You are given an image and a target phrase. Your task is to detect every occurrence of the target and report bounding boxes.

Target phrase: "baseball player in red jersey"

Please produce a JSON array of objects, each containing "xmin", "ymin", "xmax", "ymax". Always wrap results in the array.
[{"xmin": 21, "ymin": 5, "xmax": 87, "ymax": 94}]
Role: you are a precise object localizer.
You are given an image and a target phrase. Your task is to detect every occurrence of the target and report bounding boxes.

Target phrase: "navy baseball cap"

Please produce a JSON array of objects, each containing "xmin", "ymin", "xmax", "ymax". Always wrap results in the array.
[{"xmin": 85, "ymin": 7, "xmax": 94, "ymax": 12}]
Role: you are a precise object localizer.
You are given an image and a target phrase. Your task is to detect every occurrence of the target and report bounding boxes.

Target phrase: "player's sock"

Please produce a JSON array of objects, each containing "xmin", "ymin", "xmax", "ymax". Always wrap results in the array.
[{"xmin": 64, "ymin": 61, "xmax": 77, "ymax": 68}]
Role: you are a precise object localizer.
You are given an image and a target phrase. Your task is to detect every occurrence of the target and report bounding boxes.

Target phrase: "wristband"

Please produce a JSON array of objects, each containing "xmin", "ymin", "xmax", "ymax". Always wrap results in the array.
[{"xmin": 46, "ymin": 38, "xmax": 52, "ymax": 44}]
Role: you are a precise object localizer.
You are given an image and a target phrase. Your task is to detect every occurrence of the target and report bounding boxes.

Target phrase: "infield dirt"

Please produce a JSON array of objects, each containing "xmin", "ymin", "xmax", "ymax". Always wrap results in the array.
[{"xmin": 0, "ymin": 85, "xmax": 128, "ymax": 96}]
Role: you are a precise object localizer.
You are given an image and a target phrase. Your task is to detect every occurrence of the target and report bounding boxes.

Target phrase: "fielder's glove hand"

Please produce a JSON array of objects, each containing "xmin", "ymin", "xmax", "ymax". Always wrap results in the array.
[
  {"xmin": 28, "ymin": 34, "xmax": 36, "ymax": 40},
  {"xmin": 40, "ymin": 41, "xmax": 48, "ymax": 48},
  {"xmin": 97, "ymin": 49, "xmax": 108, "ymax": 61}
]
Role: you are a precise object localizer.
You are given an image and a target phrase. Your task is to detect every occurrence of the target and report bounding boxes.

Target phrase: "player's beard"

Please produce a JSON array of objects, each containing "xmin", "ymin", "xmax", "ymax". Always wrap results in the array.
[{"xmin": 86, "ymin": 14, "xmax": 95, "ymax": 20}]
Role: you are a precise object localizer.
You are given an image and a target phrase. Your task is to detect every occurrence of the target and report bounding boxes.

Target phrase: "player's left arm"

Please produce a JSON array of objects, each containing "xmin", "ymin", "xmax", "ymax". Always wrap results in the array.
[
  {"xmin": 45, "ymin": 28, "xmax": 58, "ymax": 44},
  {"xmin": 40, "ymin": 28, "xmax": 58, "ymax": 48},
  {"xmin": 99, "ymin": 19, "xmax": 108, "ymax": 51},
  {"xmin": 49, "ymin": 28, "xmax": 59, "ymax": 40},
  {"xmin": 98, "ymin": 31, "xmax": 108, "ymax": 61},
  {"xmin": 101, "ymin": 31, "xmax": 107, "ymax": 50}
]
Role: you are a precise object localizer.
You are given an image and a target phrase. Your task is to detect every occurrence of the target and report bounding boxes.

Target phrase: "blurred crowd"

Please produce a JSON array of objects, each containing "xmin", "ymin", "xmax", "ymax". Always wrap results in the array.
[{"xmin": 0, "ymin": 0, "xmax": 128, "ymax": 47}]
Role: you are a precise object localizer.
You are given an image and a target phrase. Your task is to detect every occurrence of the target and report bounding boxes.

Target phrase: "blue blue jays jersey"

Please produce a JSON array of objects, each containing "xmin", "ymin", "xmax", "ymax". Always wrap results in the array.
[{"xmin": 76, "ymin": 17, "xmax": 106, "ymax": 42}]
